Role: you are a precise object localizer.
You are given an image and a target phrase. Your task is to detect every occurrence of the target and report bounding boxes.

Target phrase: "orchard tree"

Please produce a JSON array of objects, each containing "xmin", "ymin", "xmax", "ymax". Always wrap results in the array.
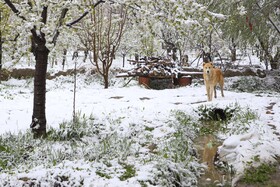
[
  {"xmin": 3, "ymin": 0, "xmax": 104, "ymax": 138},
  {"xmin": 125, "ymin": 0, "xmax": 227, "ymax": 62},
  {"xmin": 0, "ymin": 2, "xmax": 18, "ymax": 70},
  {"xmin": 216, "ymin": 0, "xmax": 280, "ymax": 69},
  {"xmin": 79, "ymin": 1, "xmax": 127, "ymax": 88},
  {"xmin": 251, "ymin": 0, "xmax": 280, "ymax": 69},
  {"xmin": 0, "ymin": 2, "xmax": 10, "ymax": 70},
  {"xmin": 0, "ymin": 4, "xmax": 4, "ymax": 70},
  {"xmin": 0, "ymin": 3, "xmax": 4, "ymax": 70}
]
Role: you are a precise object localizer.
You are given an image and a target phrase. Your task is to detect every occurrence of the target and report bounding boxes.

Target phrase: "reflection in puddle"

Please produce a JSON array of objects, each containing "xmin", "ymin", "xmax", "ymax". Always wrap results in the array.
[{"xmin": 196, "ymin": 134, "xmax": 232, "ymax": 187}]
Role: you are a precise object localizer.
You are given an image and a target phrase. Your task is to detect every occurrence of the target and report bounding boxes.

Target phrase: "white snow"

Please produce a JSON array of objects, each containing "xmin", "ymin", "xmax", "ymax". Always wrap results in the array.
[{"xmin": 1, "ymin": 57, "xmax": 280, "ymax": 186}]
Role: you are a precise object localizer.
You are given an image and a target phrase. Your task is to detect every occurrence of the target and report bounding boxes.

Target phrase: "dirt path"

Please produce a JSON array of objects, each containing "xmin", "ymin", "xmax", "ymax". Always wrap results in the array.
[{"xmin": 266, "ymin": 102, "xmax": 280, "ymax": 140}]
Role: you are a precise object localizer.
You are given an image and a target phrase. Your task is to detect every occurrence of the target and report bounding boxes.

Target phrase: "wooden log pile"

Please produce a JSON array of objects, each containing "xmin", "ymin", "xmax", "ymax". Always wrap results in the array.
[{"xmin": 126, "ymin": 57, "xmax": 180, "ymax": 78}]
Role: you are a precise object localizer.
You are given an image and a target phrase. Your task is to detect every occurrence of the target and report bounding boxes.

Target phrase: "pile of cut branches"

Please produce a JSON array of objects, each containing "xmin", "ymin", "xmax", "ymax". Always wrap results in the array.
[{"xmin": 127, "ymin": 57, "xmax": 180, "ymax": 78}]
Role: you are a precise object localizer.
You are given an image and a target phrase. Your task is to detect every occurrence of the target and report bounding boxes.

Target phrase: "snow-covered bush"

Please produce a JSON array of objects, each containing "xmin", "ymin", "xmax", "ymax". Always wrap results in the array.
[
  {"xmin": 226, "ymin": 76, "xmax": 280, "ymax": 93},
  {"xmin": 0, "ymin": 110, "xmax": 205, "ymax": 186},
  {"xmin": 150, "ymin": 110, "xmax": 204, "ymax": 186}
]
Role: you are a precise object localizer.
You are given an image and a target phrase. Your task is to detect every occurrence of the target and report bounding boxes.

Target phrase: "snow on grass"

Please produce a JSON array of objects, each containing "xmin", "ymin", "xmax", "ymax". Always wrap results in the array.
[
  {"xmin": 1, "ymin": 59, "xmax": 280, "ymax": 186},
  {"xmin": 0, "ymin": 100, "xmax": 203, "ymax": 186}
]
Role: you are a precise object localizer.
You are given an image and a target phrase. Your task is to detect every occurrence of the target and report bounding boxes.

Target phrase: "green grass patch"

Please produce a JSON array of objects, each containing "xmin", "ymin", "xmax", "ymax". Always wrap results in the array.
[
  {"xmin": 241, "ymin": 163, "xmax": 277, "ymax": 185},
  {"xmin": 119, "ymin": 164, "xmax": 136, "ymax": 181},
  {"xmin": 195, "ymin": 103, "xmax": 259, "ymax": 136},
  {"xmin": 96, "ymin": 171, "xmax": 112, "ymax": 179}
]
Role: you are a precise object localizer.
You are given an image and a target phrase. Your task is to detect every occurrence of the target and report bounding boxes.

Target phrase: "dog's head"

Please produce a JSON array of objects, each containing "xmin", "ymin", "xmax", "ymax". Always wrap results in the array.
[{"xmin": 203, "ymin": 62, "xmax": 214, "ymax": 74}]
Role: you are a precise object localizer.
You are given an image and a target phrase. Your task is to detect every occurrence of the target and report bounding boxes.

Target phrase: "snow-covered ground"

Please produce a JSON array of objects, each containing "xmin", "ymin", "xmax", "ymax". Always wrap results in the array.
[{"xmin": 0, "ymin": 56, "xmax": 280, "ymax": 186}]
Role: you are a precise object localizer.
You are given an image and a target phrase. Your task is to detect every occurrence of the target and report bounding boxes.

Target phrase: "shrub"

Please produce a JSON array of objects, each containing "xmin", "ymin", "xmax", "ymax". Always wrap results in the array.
[{"xmin": 241, "ymin": 163, "xmax": 277, "ymax": 184}]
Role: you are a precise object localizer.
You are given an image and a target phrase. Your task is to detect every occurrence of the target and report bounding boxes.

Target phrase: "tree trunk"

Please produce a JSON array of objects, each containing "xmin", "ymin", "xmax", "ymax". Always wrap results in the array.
[
  {"xmin": 30, "ymin": 44, "xmax": 49, "ymax": 138},
  {"xmin": 83, "ymin": 50, "xmax": 88, "ymax": 63},
  {"xmin": 0, "ymin": 33, "xmax": 2, "ymax": 70},
  {"xmin": 231, "ymin": 47, "xmax": 236, "ymax": 62},
  {"xmin": 62, "ymin": 49, "xmax": 67, "ymax": 70},
  {"xmin": 209, "ymin": 31, "xmax": 212, "ymax": 53},
  {"xmin": 270, "ymin": 60, "xmax": 279, "ymax": 69},
  {"xmin": 0, "ymin": 10, "xmax": 2, "ymax": 70},
  {"xmin": 104, "ymin": 74, "xmax": 109, "ymax": 88},
  {"xmin": 257, "ymin": 37, "xmax": 279, "ymax": 70},
  {"xmin": 0, "ymin": 36, "xmax": 2, "ymax": 83},
  {"xmin": 230, "ymin": 38, "xmax": 237, "ymax": 62},
  {"xmin": 270, "ymin": 47, "xmax": 280, "ymax": 70},
  {"xmin": 122, "ymin": 53, "xmax": 125, "ymax": 67}
]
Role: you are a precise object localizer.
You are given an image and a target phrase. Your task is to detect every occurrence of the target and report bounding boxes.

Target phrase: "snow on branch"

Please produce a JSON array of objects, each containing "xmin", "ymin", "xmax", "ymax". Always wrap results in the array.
[
  {"xmin": 256, "ymin": 2, "xmax": 280, "ymax": 35},
  {"xmin": 66, "ymin": 11, "xmax": 89, "ymax": 27},
  {"xmin": 41, "ymin": 6, "xmax": 48, "ymax": 24},
  {"xmin": 3, "ymin": 0, "xmax": 26, "ymax": 20},
  {"xmin": 66, "ymin": 0, "xmax": 105, "ymax": 27},
  {"xmin": 52, "ymin": 8, "xmax": 69, "ymax": 44}
]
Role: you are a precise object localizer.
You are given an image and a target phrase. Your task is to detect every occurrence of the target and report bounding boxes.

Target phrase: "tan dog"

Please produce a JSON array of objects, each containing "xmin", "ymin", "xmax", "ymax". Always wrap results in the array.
[{"xmin": 203, "ymin": 62, "xmax": 224, "ymax": 101}]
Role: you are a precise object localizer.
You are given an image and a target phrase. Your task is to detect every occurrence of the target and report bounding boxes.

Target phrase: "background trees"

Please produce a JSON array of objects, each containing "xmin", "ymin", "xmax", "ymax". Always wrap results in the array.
[
  {"xmin": 1, "ymin": 0, "xmax": 279, "ymax": 138},
  {"xmin": 0, "ymin": 2, "xmax": 20, "ymax": 70},
  {"xmin": 213, "ymin": 0, "xmax": 280, "ymax": 69},
  {"xmin": 3, "ymin": 0, "xmax": 103, "ymax": 138},
  {"xmin": 78, "ymin": 1, "xmax": 127, "ymax": 88}
]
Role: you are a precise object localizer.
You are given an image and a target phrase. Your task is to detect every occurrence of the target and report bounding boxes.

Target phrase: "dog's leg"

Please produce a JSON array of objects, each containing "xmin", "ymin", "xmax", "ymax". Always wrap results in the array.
[
  {"xmin": 206, "ymin": 84, "xmax": 211, "ymax": 101},
  {"xmin": 220, "ymin": 81, "xmax": 224, "ymax": 97},
  {"xmin": 214, "ymin": 85, "xmax": 217, "ymax": 98},
  {"xmin": 209, "ymin": 85, "xmax": 214, "ymax": 101}
]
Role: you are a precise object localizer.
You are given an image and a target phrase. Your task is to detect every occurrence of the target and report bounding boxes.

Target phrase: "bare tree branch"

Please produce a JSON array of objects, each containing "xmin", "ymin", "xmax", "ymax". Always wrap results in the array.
[
  {"xmin": 256, "ymin": 2, "xmax": 280, "ymax": 35},
  {"xmin": 52, "ymin": 8, "xmax": 69, "ymax": 44},
  {"xmin": 94, "ymin": 0, "xmax": 106, "ymax": 8},
  {"xmin": 3, "ymin": 0, "xmax": 26, "ymax": 20},
  {"xmin": 66, "ymin": 0, "xmax": 105, "ymax": 27},
  {"xmin": 66, "ymin": 11, "xmax": 89, "ymax": 27},
  {"xmin": 31, "ymin": 27, "xmax": 42, "ymax": 44},
  {"xmin": 41, "ymin": 6, "xmax": 48, "ymax": 24},
  {"xmin": 27, "ymin": 0, "xmax": 33, "ymax": 8}
]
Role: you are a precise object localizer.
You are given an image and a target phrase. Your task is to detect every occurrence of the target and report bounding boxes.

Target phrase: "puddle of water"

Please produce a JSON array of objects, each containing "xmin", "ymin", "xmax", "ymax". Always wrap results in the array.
[
  {"xmin": 196, "ymin": 134, "xmax": 232, "ymax": 187},
  {"xmin": 196, "ymin": 132, "xmax": 280, "ymax": 187}
]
